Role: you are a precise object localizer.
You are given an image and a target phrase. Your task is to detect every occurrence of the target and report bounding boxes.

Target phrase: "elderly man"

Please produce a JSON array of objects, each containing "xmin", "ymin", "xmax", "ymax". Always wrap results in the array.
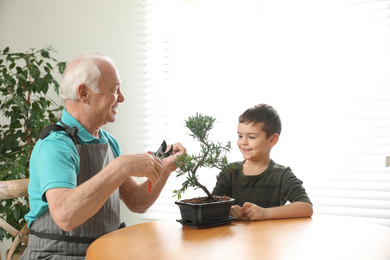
[{"xmin": 21, "ymin": 53, "xmax": 185, "ymax": 259}]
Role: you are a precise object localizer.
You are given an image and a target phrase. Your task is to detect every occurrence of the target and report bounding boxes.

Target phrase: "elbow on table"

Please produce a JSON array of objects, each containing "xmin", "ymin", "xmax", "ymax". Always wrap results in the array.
[
  {"xmin": 305, "ymin": 202, "xmax": 314, "ymax": 217},
  {"xmin": 291, "ymin": 201, "xmax": 314, "ymax": 218}
]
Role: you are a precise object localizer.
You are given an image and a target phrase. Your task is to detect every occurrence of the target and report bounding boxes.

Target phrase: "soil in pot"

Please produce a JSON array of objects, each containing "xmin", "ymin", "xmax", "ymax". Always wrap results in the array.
[{"xmin": 180, "ymin": 195, "xmax": 231, "ymax": 204}]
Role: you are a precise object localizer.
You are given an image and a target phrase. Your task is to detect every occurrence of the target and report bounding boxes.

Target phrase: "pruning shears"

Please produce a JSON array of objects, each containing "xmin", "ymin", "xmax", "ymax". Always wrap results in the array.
[{"xmin": 147, "ymin": 140, "xmax": 173, "ymax": 193}]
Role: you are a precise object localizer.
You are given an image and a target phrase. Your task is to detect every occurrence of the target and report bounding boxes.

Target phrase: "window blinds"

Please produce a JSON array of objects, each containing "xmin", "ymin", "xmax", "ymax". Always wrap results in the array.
[{"xmin": 133, "ymin": 0, "xmax": 390, "ymax": 225}]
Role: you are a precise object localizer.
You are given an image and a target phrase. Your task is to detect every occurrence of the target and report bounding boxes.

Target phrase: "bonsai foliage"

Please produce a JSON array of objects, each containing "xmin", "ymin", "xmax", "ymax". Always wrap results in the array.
[
  {"xmin": 0, "ymin": 46, "xmax": 66, "ymax": 241},
  {"xmin": 173, "ymin": 113, "xmax": 232, "ymax": 200}
]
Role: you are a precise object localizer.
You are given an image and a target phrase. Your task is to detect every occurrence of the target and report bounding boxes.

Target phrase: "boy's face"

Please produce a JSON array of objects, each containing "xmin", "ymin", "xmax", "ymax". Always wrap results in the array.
[{"xmin": 237, "ymin": 122, "xmax": 277, "ymax": 162}]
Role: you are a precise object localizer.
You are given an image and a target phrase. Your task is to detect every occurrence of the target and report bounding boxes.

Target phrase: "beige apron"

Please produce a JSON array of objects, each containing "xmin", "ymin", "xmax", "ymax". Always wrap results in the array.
[{"xmin": 21, "ymin": 122, "xmax": 121, "ymax": 259}]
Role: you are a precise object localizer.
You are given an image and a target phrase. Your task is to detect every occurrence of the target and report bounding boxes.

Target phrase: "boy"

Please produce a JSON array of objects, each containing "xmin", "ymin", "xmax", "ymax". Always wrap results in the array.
[{"xmin": 212, "ymin": 104, "xmax": 313, "ymax": 220}]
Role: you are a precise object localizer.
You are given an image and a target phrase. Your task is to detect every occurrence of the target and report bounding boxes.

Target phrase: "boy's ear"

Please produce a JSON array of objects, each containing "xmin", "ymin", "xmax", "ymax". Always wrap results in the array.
[
  {"xmin": 76, "ymin": 84, "xmax": 90, "ymax": 103},
  {"xmin": 269, "ymin": 133, "xmax": 279, "ymax": 148}
]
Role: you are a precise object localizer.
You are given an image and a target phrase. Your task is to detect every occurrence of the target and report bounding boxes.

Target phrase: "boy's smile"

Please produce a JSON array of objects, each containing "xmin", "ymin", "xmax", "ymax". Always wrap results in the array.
[{"xmin": 237, "ymin": 122, "xmax": 278, "ymax": 164}]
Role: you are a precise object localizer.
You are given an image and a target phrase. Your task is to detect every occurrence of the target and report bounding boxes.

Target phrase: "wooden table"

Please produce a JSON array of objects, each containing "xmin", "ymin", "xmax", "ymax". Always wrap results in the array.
[{"xmin": 86, "ymin": 216, "xmax": 390, "ymax": 260}]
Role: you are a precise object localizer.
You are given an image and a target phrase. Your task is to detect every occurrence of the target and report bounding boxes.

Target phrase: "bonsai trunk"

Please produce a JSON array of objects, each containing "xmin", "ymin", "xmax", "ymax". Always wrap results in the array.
[
  {"xmin": 194, "ymin": 179, "xmax": 213, "ymax": 199},
  {"xmin": 191, "ymin": 142, "xmax": 214, "ymax": 199}
]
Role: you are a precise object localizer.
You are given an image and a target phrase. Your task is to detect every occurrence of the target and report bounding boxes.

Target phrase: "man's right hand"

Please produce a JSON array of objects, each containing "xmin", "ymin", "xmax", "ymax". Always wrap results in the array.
[{"xmin": 118, "ymin": 153, "xmax": 164, "ymax": 187}]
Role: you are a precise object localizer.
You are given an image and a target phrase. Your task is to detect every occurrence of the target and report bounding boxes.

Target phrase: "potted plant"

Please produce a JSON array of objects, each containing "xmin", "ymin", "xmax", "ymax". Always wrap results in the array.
[
  {"xmin": 174, "ymin": 113, "xmax": 236, "ymax": 228},
  {"xmin": 0, "ymin": 46, "xmax": 65, "ymax": 251}
]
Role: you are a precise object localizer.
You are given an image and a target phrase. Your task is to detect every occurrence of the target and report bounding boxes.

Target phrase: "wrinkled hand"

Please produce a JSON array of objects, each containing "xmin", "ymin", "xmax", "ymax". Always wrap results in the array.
[
  {"xmin": 119, "ymin": 153, "xmax": 163, "ymax": 187},
  {"xmin": 170, "ymin": 142, "xmax": 186, "ymax": 156},
  {"xmin": 162, "ymin": 142, "xmax": 186, "ymax": 174}
]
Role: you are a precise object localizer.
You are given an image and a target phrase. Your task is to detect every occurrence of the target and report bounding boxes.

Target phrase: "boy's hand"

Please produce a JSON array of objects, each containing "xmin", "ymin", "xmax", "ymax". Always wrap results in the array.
[
  {"xmin": 241, "ymin": 202, "xmax": 267, "ymax": 221},
  {"xmin": 230, "ymin": 205, "xmax": 245, "ymax": 219}
]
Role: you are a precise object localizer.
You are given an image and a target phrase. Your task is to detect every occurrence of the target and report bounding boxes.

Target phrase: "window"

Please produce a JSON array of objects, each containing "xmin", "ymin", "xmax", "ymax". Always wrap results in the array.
[{"xmin": 133, "ymin": 0, "xmax": 390, "ymax": 225}]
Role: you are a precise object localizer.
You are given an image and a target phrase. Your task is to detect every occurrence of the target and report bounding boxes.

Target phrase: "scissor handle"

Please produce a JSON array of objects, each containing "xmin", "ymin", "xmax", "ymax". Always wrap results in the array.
[
  {"xmin": 147, "ymin": 180, "xmax": 152, "ymax": 193},
  {"xmin": 147, "ymin": 151, "xmax": 152, "ymax": 193},
  {"xmin": 165, "ymin": 145, "xmax": 173, "ymax": 157}
]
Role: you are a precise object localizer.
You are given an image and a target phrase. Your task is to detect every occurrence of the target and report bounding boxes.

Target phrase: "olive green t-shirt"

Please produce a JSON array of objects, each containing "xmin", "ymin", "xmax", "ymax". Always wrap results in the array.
[{"xmin": 212, "ymin": 160, "xmax": 312, "ymax": 207}]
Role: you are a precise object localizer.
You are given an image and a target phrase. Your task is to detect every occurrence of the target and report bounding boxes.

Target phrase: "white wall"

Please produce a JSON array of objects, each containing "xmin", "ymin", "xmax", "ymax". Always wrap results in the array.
[{"xmin": 0, "ymin": 0, "xmax": 145, "ymax": 257}]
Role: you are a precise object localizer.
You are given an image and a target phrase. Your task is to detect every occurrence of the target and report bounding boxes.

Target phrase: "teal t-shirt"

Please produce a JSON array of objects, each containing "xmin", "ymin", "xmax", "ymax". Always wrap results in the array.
[{"xmin": 25, "ymin": 109, "xmax": 122, "ymax": 227}]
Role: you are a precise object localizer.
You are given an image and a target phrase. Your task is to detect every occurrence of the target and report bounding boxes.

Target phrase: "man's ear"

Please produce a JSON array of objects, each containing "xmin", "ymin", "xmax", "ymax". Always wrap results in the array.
[
  {"xmin": 269, "ymin": 133, "xmax": 279, "ymax": 148},
  {"xmin": 76, "ymin": 84, "xmax": 89, "ymax": 102}
]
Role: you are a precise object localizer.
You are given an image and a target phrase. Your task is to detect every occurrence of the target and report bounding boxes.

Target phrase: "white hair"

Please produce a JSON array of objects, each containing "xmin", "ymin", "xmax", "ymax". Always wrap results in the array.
[{"xmin": 59, "ymin": 52, "xmax": 114, "ymax": 101}]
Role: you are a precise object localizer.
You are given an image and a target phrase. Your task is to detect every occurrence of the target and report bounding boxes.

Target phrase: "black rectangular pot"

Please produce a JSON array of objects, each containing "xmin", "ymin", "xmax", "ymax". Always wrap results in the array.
[{"xmin": 175, "ymin": 197, "xmax": 235, "ymax": 228}]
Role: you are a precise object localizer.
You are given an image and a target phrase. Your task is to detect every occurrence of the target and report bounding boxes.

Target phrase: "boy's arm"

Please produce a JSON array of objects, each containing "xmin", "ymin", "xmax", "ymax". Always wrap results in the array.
[
  {"xmin": 241, "ymin": 201, "xmax": 313, "ymax": 221},
  {"xmin": 212, "ymin": 169, "xmax": 233, "ymax": 197}
]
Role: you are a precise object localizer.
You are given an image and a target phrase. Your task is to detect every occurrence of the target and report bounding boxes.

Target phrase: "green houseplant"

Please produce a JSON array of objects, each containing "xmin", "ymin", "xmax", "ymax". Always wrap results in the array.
[
  {"xmin": 0, "ymin": 46, "xmax": 66, "ymax": 243},
  {"xmin": 173, "ymin": 113, "xmax": 236, "ymax": 228}
]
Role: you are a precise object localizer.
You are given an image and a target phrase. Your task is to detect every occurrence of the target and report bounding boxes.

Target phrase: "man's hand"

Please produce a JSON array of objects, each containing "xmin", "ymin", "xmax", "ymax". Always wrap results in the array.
[
  {"xmin": 170, "ymin": 142, "xmax": 186, "ymax": 156},
  {"xmin": 162, "ymin": 142, "xmax": 186, "ymax": 174},
  {"xmin": 118, "ymin": 153, "xmax": 163, "ymax": 187},
  {"xmin": 119, "ymin": 143, "xmax": 186, "ymax": 213}
]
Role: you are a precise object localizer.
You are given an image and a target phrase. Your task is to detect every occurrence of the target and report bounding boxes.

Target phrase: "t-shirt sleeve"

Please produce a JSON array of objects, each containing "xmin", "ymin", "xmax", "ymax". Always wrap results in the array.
[
  {"xmin": 212, "ymin": 171, "xmax": 233, "ymax": 197},
  {"xmin": 31, "ymin": 135, "xmax": 79, "ymax": 202},
  {"xmin": 281, "ymin": 168, "xmax": 312, "ymax": 205}
]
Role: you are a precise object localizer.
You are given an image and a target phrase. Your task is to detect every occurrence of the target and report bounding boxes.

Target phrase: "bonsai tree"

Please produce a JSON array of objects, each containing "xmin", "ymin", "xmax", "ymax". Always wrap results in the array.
[
  {"xmin": 0, "ymin": 46, "xmax": 66, "ymax": 242},
  {"xmin": 173, "ymin": 113, "xmax": 233, "ymax": 201}
]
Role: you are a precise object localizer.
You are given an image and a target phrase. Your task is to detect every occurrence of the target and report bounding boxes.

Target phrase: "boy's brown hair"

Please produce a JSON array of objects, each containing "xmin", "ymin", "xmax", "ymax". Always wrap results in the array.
[{"xmin": 239, "ymin": 104, "xmax": 282, "ymax": 138}]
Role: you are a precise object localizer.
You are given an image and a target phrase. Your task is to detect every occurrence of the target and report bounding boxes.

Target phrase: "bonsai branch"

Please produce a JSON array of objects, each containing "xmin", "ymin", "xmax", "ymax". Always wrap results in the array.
[{"xmin": 174, "ymin": 113, "xmax": 232, "ymax": 201}]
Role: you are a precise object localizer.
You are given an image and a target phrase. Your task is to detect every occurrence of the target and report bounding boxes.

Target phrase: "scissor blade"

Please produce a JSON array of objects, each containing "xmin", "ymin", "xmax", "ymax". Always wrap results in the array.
[{"xmin": 155, "ymin": 141, "xmax": 167, "ymax": 161}]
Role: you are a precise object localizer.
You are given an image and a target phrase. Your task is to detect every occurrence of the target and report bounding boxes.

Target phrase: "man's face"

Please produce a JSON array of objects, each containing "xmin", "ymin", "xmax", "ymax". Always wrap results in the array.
[{"xmin": 89, "ymin": 62, "xmax": 124, "ymax": 125}]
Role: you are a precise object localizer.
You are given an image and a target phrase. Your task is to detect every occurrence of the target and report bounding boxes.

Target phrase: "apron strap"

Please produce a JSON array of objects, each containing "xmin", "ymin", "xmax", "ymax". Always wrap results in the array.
[
  {"xmin": 38, "ymin": 119, "xmax": 80, "ymax": 145},
  {"xmin": 29, "ymin": 223, "xmax": 126, "ymax": 244},
  {"xmin": 29, "ymin": 229, "xmax": 96, "ymax": 244}
]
